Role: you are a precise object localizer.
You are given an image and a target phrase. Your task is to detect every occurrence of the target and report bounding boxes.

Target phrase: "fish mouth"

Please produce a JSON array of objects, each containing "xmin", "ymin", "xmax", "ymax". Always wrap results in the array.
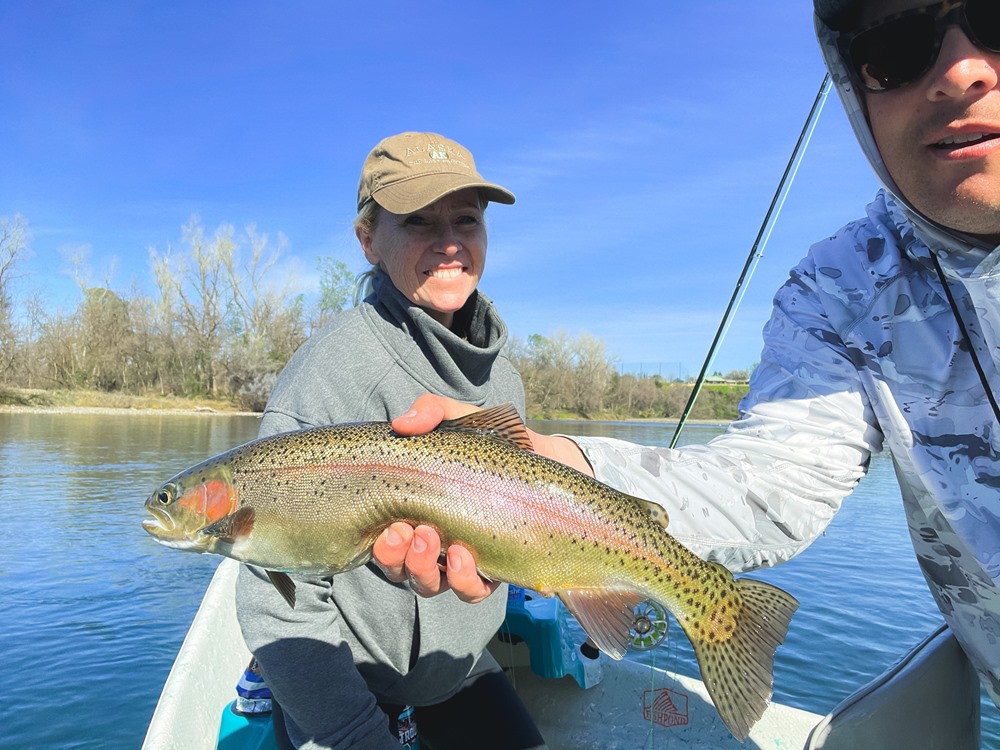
[
  {"xmin": 142, "ymin": 504, "xmax": 211, "ymax": 551},
  {"xmin": 142, "ymin": 502, "xmax": 176, "ymax": 536}
]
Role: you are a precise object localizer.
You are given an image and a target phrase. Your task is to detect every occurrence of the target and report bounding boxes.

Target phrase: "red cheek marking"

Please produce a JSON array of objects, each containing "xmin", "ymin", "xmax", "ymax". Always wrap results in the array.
[{"xmin": 178, "ymin": 479, "xmax": 236, "ymax": 523}]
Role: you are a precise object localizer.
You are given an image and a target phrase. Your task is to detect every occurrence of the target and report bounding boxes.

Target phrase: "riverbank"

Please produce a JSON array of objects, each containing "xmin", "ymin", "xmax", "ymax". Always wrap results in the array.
[
  {"xmin": 0, "ymin": 386, "xmax": 729, "ymax": 425},
  {"xmin": 0, "ymin": 387, "xmax": 256, "ymax": 416}
]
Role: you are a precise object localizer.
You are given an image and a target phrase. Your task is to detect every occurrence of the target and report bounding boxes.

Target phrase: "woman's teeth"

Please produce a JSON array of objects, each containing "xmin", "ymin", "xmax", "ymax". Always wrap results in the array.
[{"xmin": 427, "ymin": 267, "xmax": 463, "ymax": 279}]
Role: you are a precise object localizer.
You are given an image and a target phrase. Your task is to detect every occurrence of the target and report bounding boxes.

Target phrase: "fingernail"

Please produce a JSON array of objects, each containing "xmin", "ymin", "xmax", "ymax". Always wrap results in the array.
[
  {"xmin": 448, "ymin": 549, "xmax": 462, "ymax": 572},
  {"xmin": 386, "ymin": 527, "xmax": 402, "ymax": 546},
  {"xmin": 399, "ymin": 409, "xmax": 417, "ymax": 419},
  {"xmin": 412, "ymin": 534, "xmax": 426, "ymax": 553}
]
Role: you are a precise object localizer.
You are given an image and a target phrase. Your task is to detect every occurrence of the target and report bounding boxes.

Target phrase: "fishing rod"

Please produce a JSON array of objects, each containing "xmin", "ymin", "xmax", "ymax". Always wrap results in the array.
[{"xmin": 668, "ymin": 73, "xmax": 832, "ymax": 450}]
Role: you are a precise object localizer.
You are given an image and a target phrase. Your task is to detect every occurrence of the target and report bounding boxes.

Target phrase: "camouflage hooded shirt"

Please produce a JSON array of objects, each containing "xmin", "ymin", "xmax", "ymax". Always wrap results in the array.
[{"xmin": 572, "ymin": 12, "xmax": 1000, "ymax": 709}]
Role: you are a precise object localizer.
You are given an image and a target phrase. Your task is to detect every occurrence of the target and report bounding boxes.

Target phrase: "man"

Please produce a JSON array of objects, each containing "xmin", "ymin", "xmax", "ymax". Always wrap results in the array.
[{"xmin": 378, "ymin": 0, "xmax": 1000, "ymax": 723}]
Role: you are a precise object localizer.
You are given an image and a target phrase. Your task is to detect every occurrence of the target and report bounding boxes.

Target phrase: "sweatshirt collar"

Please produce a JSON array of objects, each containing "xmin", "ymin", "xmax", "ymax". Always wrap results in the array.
[{"xmin": 369, "ymin": 269, "xmax": 509, "ymax": 389}]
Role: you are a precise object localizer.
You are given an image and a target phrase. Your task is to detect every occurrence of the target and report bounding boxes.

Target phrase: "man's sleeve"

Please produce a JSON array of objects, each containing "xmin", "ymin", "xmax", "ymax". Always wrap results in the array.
[{"xmin": 571, "ymin": 257, "xmax": 884, "ymax": 573}]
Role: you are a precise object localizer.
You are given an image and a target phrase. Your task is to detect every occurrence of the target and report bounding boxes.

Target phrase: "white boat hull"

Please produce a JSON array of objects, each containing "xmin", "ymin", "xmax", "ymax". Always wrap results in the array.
[{"xmin": 143, "ymin": 558, "xmax": 980, "ymax": 750}]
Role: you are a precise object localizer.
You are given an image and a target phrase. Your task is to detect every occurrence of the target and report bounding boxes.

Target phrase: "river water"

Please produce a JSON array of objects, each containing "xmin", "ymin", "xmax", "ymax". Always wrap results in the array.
[{"xmin": 1, "ymin": 412, "xmax": 996, "ymax": 748}]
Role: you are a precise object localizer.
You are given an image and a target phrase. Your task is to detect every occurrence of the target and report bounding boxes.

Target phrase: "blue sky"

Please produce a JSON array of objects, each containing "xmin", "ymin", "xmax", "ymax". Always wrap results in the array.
[{"xmin": 1, "ymin": 1, "xmax": 880, "ymax": 378}]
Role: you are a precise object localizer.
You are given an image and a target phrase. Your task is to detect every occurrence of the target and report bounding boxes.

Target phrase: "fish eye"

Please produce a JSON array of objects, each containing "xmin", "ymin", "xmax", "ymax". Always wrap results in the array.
[{"xmin": 156, "ymin": 485, "xmax": 175, "ymax": 505}]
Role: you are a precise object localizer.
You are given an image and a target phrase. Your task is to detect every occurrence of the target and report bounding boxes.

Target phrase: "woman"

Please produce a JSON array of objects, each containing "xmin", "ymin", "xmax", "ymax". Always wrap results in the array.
[{"xmin": 235, "ymin": 132, "xmax": 545, "ymax": 749}]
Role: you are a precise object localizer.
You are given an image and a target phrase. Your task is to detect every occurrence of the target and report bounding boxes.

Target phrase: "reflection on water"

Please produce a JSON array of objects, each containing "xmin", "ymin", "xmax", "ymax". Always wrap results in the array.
[
  {"xmin": 1, "ymin": 412, "xmax": 263, "ymax": 750},
  {"xmin": 1, "ymin": 412, "xmax": 997, "ymax": 748}
]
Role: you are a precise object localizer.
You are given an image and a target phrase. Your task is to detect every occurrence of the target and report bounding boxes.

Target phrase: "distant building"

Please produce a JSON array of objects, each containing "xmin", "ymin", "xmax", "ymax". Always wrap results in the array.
[{"xmin": 704, "ymin": 375, "xmax": 750, "ymax": 386}]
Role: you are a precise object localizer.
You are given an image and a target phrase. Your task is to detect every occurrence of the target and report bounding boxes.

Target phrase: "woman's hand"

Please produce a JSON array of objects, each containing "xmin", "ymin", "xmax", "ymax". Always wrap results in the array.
[
  {"xmin": 378, "ymin": 394, "xmax": 593, "ymax": 603},
  {"xmin": 372, "ymin": 522, "xmax": 498, "ymax": 603},
  {"xmin": 390, "ymin": 393, "xmax": 479, "ymax": 434}
]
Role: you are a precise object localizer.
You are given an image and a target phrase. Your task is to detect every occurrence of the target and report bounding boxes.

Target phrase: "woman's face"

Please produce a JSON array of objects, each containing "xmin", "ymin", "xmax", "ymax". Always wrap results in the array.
[{"xmin": 358, "ymin": 188, "xmax": 487, "ymax": 328}]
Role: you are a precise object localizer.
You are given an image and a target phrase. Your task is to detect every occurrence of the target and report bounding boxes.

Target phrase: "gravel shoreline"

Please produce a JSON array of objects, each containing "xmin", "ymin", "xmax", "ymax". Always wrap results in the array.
[
  {"xmin": 0, "ymin": 404, "xmax": 260, "ymax": 417},
  {"xmin": 0, "ymin": 404, "xmax": 726, "ymax": 425}
]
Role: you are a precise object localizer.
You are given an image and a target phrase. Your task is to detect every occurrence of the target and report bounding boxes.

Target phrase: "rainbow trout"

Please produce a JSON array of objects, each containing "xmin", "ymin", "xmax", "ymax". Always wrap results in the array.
[{"xmin": 142, "ymin": 404, "xmax": 797, "ymax": 740}]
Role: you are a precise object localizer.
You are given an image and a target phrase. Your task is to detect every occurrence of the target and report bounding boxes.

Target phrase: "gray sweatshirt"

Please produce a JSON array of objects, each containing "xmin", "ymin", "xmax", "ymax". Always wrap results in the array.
[{"xmin": 235, "ymin": 270, "xmax": 526, "ymax": 749}]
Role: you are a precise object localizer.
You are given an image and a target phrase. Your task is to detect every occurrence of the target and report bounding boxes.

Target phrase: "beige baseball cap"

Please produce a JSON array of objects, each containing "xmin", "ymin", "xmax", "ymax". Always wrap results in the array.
[{"xmin": 357, "ymin": 132, "xmax": 515, "ymax": 214}]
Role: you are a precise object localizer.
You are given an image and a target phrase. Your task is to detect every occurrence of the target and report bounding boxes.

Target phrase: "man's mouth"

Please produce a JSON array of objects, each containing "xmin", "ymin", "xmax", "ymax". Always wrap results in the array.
[{"xmin": 932, "ymin": 132, "xmax": 1000, "ymax": 149}]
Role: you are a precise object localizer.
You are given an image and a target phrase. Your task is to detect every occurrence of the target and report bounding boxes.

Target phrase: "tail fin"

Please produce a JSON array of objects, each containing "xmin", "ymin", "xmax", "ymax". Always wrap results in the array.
[{"xmin": 688, "ymin": 577, "xmax": 799, "ymax": 740}]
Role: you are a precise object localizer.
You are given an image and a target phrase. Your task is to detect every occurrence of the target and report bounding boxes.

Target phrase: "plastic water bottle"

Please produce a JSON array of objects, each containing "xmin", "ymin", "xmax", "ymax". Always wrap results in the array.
[
  {"xmin": 233, "ymin": 658, "xmax": 273, "ymax": 716},
  {"xmin": 396, "ymin": 705, "xmax": 419, "ymax": 749}
]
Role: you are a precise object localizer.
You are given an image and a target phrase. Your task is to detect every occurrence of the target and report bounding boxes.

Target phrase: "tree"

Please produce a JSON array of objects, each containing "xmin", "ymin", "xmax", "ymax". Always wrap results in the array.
[
  {"xmin": 315, "ymin": 257, "xmax": 356, "ymax": 329},
  {"xmin": 0, "ymin": 215, "xmax": 30, "ymax": 381},
  {"xmin": 512, "ymin": 331, "xmax": 615, "ymax": 416},
  {"xmin": 571, "ymin": 332, "xmax": 613, "ymax": 414},
  {"xmin": 519, "ymin": 332, "xmax": 575, "ymax": 414},
  {"xmin": 80, "ymin": 288, "xmax": 133, "ymax": 389},
  {"xmin": 220, "ymin": 225, "xmax": 316, "ymax": 409},
  {"xmin": 225, "ymin": 225, "xmax": 284, "ymax": 350},
  {"xmin": 150, "ymin": 218, "xmax": 233, "ymax": 396},
  {"xmin": 608, "ymin": 373, "xmax": 662, "ymax": 416}
]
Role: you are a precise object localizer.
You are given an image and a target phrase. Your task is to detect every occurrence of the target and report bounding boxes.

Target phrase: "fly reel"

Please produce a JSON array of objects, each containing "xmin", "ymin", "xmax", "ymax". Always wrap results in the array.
[{"xmin": 629, "ymin": 599, "xmax": 669, "ymax": 651}]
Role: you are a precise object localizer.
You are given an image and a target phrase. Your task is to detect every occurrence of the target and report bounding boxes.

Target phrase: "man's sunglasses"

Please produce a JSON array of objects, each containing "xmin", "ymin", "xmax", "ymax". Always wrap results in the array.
[{"xmin": 839, "ymin": 0, "xmax": 1000, "ymax": 93}]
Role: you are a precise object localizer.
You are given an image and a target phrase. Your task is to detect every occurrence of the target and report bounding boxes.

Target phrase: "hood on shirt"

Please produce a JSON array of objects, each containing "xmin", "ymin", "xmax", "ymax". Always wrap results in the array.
[{"xmin": 812, "ymin": 1, "xmax": 995, "ymax": 253}]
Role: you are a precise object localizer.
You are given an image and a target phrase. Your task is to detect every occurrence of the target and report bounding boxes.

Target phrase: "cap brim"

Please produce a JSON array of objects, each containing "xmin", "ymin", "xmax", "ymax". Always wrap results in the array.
[{"xmin": 371, "ymin": 173, "xmax": 515, "ymax": 214}]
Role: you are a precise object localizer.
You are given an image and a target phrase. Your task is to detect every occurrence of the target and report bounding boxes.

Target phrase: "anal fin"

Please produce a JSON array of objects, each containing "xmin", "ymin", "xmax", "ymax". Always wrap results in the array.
[{"xmin": 557, "ymin": 589, "xmax": 646, "ymax": 660}]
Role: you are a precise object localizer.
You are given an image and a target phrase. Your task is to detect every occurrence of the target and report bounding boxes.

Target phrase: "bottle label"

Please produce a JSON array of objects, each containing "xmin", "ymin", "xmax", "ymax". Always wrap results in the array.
[{"xmin": 397, "ymin": 705, "xmax": 419, "ymax": 749}]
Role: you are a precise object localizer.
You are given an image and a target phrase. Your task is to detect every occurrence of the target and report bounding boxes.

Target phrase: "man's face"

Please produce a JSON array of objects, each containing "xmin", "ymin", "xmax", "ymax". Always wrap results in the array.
[{"xmin": 860, "ymin": 0, "xmax": 1000, "ymax": 242}]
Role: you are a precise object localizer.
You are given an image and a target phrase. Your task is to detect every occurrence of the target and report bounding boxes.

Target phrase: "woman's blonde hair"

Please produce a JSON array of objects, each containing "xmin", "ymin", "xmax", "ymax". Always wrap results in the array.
[{"xmin": 352, "ymin": 199, "xmax": 382, "ymax": 304}]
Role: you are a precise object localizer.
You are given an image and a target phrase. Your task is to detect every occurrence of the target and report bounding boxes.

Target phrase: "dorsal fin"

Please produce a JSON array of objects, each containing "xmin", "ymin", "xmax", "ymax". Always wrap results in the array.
[
  {"xmin": 629, "ymin": 496, "xmax": 669, "ymax": 528},
  {"xmin": 439, "ymin": 403, "xmax": 534, "ymax": 451},
  {"xmin": 557, "ymin": 588, "xmax": 646, "ymax": 660},
  {"xmin": 200, "ymin": 505, "xmax": 255, "ymax": 543}
]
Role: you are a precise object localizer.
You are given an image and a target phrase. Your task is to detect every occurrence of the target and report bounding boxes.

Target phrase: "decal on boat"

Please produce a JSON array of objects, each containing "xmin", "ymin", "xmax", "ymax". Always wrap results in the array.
[{"xmin": 643, "ymin": 687, "xmax": 689, "ymax": 729}]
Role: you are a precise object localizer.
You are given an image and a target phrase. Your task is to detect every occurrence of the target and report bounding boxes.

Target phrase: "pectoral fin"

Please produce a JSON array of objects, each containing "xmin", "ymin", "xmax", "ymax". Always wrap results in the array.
[
  {"xmin": 200, "ymin": 506, "xmax": 255, "ymax": 543},
  {"xmin": 557, "ymin": 589, "xmax": 646, "ymax": 660}
]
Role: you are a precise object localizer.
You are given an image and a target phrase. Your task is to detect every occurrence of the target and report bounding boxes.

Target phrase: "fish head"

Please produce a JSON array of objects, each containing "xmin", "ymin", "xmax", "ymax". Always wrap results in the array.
[{"xmin": 142, "ymin": 464, "xmax": 237, "ymax": 553}]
